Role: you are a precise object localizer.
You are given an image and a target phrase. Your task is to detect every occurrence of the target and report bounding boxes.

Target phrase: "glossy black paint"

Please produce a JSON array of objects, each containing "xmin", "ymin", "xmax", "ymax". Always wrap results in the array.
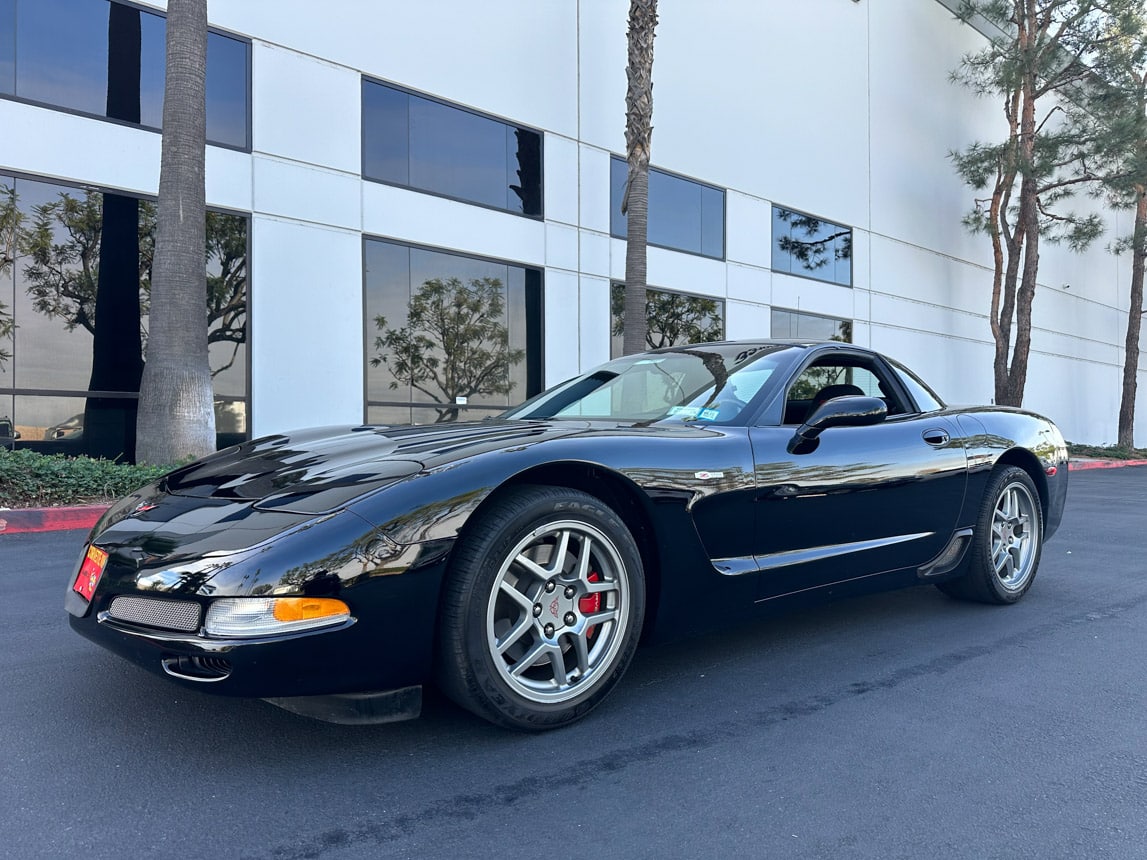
[{"xmin": 66, "ymin": 341, "xmax": 1069, "ymax": 716}]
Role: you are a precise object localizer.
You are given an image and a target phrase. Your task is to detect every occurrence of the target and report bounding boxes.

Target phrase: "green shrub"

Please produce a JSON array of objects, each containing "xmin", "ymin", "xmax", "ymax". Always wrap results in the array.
[
  {"xmin": 1067, "ymin": 442, "xmax": 1147, "ymax": 460},
  {"xmin": 0, "ymin": 449, "xmax": 171, "ymax": 509}
]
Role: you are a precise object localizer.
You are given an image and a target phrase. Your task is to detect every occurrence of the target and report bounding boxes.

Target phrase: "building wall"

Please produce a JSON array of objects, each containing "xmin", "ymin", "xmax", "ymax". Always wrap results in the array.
[{"xmin": 1, "ymin": 0, "xmax": 1143, "ymax": 445}]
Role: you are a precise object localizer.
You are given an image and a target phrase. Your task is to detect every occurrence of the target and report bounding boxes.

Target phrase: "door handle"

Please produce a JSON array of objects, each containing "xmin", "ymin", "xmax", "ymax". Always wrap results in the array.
[{"xmin": 923, "ymin": 428, "xmax": 950, "ymax": 446}]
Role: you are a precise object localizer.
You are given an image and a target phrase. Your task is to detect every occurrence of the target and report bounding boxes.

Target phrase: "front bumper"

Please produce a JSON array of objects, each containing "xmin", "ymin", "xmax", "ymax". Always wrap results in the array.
[{"xmin": 67, "ymin": 554, "xmax": 450, "ymax": 700}]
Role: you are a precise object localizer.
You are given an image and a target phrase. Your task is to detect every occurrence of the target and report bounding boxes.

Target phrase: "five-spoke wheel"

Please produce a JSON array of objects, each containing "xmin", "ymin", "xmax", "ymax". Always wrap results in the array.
[
  {"xmin": 937, "ymin": 465, "xmax": 1044, "ymax": 604},
  {"xmin": 438, "ymin": 486, "xmax": 644, "ymax": 730}
]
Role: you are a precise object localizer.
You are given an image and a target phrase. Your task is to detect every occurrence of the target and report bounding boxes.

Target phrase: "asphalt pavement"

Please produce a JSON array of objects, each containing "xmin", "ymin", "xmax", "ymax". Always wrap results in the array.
[{"xmin": 2, "ymin": 467, "xmax": 1146, "ymax": 859}]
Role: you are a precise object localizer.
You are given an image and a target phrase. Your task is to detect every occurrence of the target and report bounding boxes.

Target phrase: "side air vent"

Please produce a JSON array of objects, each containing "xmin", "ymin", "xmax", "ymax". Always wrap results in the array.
[
  {"xmin": 161, "ymin": 655, "xmax": 232, "ymax": 682},
  {"xmin": 917, "ymin": 528, "xmax": 974, "ymax": 578}
]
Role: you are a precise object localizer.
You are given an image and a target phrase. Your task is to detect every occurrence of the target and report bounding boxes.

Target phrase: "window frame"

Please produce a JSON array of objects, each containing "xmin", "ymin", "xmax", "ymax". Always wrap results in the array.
[
  {"xmin": 609, "ymin": 282, "xmax": 727, "ymax": 359},
  {"xmin": 361, "ymin": 76, "xmax": 545, "ymax": 220},
  {"xmin": 770, "ymin": 204, "xmax": 853, "ymax": 287},
  {"xmin": 0, "ymin": 168, "xmax": 252, "ymax": 446},
  {"xmin": 361, "ymin": 235, "xmax": 546, "ymax": 425},
  {"xmin": 774, "ymin": 349, "xmax": 916, "ymax": 428},
  {"xmin": 0, "ymin": 0, "xmax": 253, "ymax": 152},
  {"xmin": 609, "ymin": 155, "xmax": 726, "ymax": 260}
]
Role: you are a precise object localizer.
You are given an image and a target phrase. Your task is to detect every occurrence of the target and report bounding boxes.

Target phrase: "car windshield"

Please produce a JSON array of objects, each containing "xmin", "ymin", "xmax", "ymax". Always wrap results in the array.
[{"xmin": 503, "ymin": 343, "xmax": 798, "ymax": 424}]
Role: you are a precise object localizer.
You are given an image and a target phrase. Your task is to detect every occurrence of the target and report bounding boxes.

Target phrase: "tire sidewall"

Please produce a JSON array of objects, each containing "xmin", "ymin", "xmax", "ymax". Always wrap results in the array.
[
  {"xmin": 451, "ymin": 488, "xmax": 645, "ymax": 730},
  {"xmin": 975, "ymin": 467, "xmax": 1044, "ymax": 603}
]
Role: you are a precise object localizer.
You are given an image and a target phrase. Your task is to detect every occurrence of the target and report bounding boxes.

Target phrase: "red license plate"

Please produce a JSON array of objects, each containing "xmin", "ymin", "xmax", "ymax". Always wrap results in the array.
[{"xmin": 73, "ymin": 545, "xmax": 108, "ymax": 602}]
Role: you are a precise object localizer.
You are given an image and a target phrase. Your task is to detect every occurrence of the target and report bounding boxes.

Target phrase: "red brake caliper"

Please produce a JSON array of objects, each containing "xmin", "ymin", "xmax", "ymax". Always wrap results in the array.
[{"xmin": 579, "ymin": 572, "xmax": 602, "ymax": 638}]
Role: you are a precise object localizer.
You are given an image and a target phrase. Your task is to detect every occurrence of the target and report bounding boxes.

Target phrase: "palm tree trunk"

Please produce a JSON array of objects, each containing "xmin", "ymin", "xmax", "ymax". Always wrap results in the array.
[
  {"xmin": 621, "ymin": 0, "xmax": 657, "ymax": 356},
  {"xmin": 136, "ymin": 0, "xmax": 215, "ymax": 464}
]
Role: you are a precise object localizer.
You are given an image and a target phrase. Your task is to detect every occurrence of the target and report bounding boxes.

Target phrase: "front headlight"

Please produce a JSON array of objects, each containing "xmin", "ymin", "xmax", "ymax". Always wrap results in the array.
[{"xmin": 204, "ymin": 597, "xmax": 351, "ymax": 638}]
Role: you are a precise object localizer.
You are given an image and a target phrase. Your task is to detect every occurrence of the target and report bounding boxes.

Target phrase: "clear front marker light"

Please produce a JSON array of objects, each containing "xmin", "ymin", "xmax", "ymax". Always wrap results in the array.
[
  {"xmin": 73, "ymin": 545, "xmax": 108, "ymax": 602},
  {"xmin": 204, "ymin": 597, "xmax": 351, "ymax": 638}
]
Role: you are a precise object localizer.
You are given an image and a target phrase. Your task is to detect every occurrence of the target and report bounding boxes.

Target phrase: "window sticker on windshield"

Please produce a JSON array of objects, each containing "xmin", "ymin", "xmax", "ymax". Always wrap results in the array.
[
  {"xmin": 699, "ymin": 408, "xmax": 720, "ymax": 421},
  {"xmin": 668, "ymin": 406, "xmax": 700, "ymax": 419}
]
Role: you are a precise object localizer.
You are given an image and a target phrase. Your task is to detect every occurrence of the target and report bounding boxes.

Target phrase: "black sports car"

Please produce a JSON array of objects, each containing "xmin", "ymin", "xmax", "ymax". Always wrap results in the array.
[{"xmin": 67, "ymin": 340, "xmax": 1068, "ymax": 730}]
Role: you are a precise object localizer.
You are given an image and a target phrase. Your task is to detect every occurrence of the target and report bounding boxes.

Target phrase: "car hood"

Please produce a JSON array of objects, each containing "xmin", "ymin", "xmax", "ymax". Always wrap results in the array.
[{"xmin": 162, "ymin": 420, "xmax": 589, "ymax": 514}]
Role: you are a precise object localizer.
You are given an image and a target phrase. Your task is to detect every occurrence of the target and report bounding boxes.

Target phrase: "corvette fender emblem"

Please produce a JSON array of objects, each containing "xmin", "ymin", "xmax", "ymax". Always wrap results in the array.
[{"xmin": 694, "ymin": 471, "xmax": 725, "ymax": 480}]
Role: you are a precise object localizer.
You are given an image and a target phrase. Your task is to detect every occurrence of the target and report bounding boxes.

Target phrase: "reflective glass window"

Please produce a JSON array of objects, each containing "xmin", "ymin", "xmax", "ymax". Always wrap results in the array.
[
  {"xmin": 5, "ymin": 0, "xmax": 250, "ymax": 149},
  {"xmin": 16, "ymin": 0, "xmax": 111, "ymax": 115},
  {"xmin": 610, "ymin": 156, "xmax": 725, "ymax": 259},
  {"xmin": 0, "ymin": 0, "xmax": 15, "ymax": 95},
  {"xmin": 364, "ymin": 238, "xmax": 543, "ymax": 424},
  {"xmin": 0, "ymin": 174, "xmax": 249, "ymax": 460},
  {"xmin": 889, "ymin": 359, "xmax": 944, "ymax": 412},
  {"xmin": 771, "ymin": 308, "xmax": 851, "ymax": 343},
  {"xmin": 771, "ymin": 205, "xmax": 853, "ymax": 286},
  {"xmin": 610, "ymin": 283, "xmax": 725, "ymax": 359},
  {"xmin": 362, "ymin": 79, "xmax": 543, "ymax": 217},
  {"xmin": 205, "ymin": 30, "xmax": 249, "ymax": 149}
]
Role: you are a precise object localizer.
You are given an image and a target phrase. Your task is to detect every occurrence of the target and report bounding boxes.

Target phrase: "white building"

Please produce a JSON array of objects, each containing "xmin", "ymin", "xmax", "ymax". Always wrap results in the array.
[{"xmin": 1, "ymin": 0, "xmax": 1142, "ymax": 456}]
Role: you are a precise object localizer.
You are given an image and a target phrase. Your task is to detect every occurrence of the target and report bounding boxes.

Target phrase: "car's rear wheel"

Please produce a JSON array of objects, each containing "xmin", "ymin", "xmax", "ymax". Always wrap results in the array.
[
  {"xmin": 437, "ymin": 485, "xmax": 645, "ymax": 730},
  {"xmin": 937, "ymin": 465, "xmax": 1043, "ymax": 604}
]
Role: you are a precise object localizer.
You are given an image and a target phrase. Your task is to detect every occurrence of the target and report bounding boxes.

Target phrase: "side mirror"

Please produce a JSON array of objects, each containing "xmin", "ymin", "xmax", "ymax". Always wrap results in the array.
[{"xmin": 787, "ymin": 395, "xmax": 887, "ymax": 454}]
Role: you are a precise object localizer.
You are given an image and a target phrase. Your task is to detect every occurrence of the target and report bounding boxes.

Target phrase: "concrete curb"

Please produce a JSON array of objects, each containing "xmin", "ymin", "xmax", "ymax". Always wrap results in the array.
[{"xmin": 2, "ymin": 458, "xmax": 1144, "ymax": 535}]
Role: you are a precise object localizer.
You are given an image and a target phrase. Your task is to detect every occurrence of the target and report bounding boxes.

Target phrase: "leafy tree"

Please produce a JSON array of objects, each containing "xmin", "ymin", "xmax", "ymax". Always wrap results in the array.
[
  {"xmin": 621, "ymin": 0, "xmax": 658, "ymax": 356},
  {"xmin": 372, "ymin": 277, "xmax": 524, "ymax": 423},
  {"xmin": 950, "ymin": 0, "xmax": 1107, "ymax": 406},
  {"xmin": 611, "ymin": 284, "xmax": 723, "ymax": 350},
  {"xmin": 0, "ymin": 184, "xmax": 18, "ymax": 368},
  {"xmin": 136, "ymin": 0, "xmax": 214, "ymax": 464},
  {"xmin": 1072, "ymin": 0, "xmax": 1147, "ymax": 447}
]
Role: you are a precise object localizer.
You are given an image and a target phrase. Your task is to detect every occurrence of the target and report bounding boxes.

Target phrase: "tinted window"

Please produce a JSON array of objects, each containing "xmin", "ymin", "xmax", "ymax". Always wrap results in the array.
[
  {"xmin": 3, "ymin": 0, "xmax": 250, "ymax": 149},
  {"xmin": 0, "ymin": 174, "xmax": 248, "ymax": 458},
  {"xmin": 772, "ymin": 205, "xmax": 852, "ymax": 286},
  {"xmin": 364, "ymin": 238, "xmax": 543, "ymax": 425},
  {"xmin": 610, "ymin": 156, "xmax": 725, "ymax": 259},
  {"xmin": 0, "ymin": 0, "xmax": 14, "ymax": 95},
  {"xmin": 506, "ymin": 343, "xmax": 795, "ymax": 425},
  {"xmin": 771, "ymin": 308, "xmax": 851, "ymax": 343},
  {"xmin": 610, "ymin": 283, "xmax": 724, "ymax": 358},
  {"xmin": 205, "ymin": 30, "xmax": 250, "ymax": 149},
  {"xmin": 890, "ymin": 359, "xmax": 944, "ymax": 412},
  {"xmin": 362, "ymin": 80, "xmax": 543, "ymax": 217}
]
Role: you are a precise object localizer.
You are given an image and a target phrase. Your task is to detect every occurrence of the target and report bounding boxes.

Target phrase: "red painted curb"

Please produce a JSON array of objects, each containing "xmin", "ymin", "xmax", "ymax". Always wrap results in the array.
[
  {"xmin": 1068, "ymin": 459, "xmax": 1147, "ymax": 471},
  {"xmin": 0, "ymin": 504, "xmax": 110, "ymax": 535}
]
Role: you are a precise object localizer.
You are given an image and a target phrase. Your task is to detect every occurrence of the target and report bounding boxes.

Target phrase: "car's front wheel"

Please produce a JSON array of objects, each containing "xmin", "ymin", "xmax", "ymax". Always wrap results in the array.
[
  {"xmin": 937, "ymin": 465, "xmax": 1044, "ymax": 604},
  {"xmin": 437, "ymin": 485, "xmax": 645, "ymax": 730}
]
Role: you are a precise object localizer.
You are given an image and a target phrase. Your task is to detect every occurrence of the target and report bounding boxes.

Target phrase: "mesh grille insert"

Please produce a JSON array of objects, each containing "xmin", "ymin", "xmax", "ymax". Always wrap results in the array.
[{"xmin": 108, "ymin": 596, "xmax": 201, "ymax": 632}]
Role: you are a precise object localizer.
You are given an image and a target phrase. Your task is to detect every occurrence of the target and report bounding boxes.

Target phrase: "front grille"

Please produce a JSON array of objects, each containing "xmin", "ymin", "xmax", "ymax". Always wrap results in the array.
[{"xmin": 108, "ymin": 596, "xmax": 201, "ymax": 632}]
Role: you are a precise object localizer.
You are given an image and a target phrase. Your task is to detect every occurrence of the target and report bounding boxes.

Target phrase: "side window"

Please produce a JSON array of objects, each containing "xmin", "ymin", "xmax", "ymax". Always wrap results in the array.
[
  {"xmin": 782, "ymin": 356, "xmax": 906, "ymax": 425},
  {"xmin": 889, "ymin": 361, "xmax": 944, "ymax": 413}
]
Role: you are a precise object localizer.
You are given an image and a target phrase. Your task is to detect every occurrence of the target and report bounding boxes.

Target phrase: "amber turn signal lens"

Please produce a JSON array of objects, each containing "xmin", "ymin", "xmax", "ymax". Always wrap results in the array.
[
  {"xmin": 204, "ymin": 597, "xmax": 351, "ymax": 637},
  {"xmin": 272, "ymin": 598, "xmax": 350, "ymax": 623}
]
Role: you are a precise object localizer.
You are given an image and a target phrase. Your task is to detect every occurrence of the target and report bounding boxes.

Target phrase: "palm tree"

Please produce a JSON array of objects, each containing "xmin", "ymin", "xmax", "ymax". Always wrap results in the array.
[
  {"xmin": 136, "ymin": 0, "xmax": 215, "ymax": 464},
  {"xmin": 621, "ymin": 0, "xmax": 657, "ymax": 356}
]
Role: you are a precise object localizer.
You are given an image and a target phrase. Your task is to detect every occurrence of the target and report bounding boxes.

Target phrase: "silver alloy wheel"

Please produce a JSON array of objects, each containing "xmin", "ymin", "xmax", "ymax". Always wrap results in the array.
[
  {"xmin": 486, "ymin": 519, "xmax": 630, "ymax": 704},
  {"xmin": 991, "ymin": 479, "xmax": 1041, "ymax": 591}
]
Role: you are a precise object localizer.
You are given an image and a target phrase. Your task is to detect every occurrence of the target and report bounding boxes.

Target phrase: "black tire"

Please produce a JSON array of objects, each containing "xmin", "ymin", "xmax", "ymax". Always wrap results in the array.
[
  {"xmin": 937, "ymin": 465, "xmax": 1044, "ymax": 605},
  {"xmin": 437, "ymin": 485, "xmax": 645, "ymax": 731}
]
